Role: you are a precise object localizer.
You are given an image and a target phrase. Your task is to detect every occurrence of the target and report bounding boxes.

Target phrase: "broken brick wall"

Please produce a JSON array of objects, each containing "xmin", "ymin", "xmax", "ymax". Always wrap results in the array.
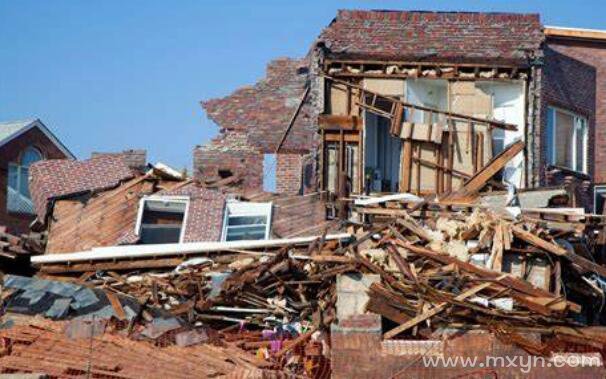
[
  {"xmin": 198, "ymin": 58, "xmax": 319, "ymax": 193},
  {"xmin": 0, "ymin": 128, "xmax": 69, "ymax": 234},
  {"xmin": 193, "ymin": 135, "xmax": 264, "ymax": 191},
  {"xmin": 540, "ymin": 44, "xmax": 597, "ymax": 210}
]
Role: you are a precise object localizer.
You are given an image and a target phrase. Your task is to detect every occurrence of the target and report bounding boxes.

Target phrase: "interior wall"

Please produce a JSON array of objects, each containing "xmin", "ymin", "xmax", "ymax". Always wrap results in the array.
[{"xmin": 476, "ymin": 81, "xmax": 526, "ymax": 187}]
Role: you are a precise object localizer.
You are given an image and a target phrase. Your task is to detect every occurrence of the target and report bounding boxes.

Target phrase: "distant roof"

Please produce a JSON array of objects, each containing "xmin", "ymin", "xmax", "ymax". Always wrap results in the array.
[
  {"xmin": 545, "ymin": 26, "xmax": 606, "ymax": 42},
  {"xmin": 0, "ymin": 118, "xmax": 74, "ymax": 158},
  {"xmin": 318, "ymin": 10, "xmax": 544, "ymax": 65}
]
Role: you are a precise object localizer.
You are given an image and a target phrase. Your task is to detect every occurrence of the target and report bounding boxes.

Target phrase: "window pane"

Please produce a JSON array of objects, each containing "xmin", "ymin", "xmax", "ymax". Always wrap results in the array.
[
  {"xmin": 226, "ymin": 225, "xmax": 267, "ymax": 241},
  {"xmin": 21, "ymin": 147, "xmax": 42, "ymax": 167},
  {"xmin": 555, "ymin": 110, "xmax": 574, "ymax": 168},
  {"xmin": 7, "ymin": 164, "xmax": 18, "ymax": 190},
  {"xmin": 138, "ymin": 199, "xmax": 186, "ymax": 244},
  {"xmin": 19, "ymin": 167, "xmax": 30, "ymax": 198},
  {"xmin": 575, "ymin": 119, "xmax": 587, "ymax": 172},
  {"xmin": 228, "ymin": 215, "xmax": 267, "ymax": 226}
]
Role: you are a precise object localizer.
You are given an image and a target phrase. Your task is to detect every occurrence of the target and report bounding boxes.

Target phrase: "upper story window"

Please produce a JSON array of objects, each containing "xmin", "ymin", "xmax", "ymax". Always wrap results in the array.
[
  {"xmin": 7, "ymin": 146, "xmax": 43, "ymax": 214},
  {"xmin": 222, "ymin": 201, "xmax": 272, "ymax": 242},
  {"xmin": 135, "ymin": 196, "xmax": 189, "ymax": 244},
  {"xmin": 546, "ymin": 107, "xmax": 588, "ymax": 173}
]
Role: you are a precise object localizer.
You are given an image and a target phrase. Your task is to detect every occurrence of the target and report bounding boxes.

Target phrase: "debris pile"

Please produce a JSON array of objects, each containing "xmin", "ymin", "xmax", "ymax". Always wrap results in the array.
[{"xmin": 2, "ymin": 199, "xmax": 606, "ymax": 377}]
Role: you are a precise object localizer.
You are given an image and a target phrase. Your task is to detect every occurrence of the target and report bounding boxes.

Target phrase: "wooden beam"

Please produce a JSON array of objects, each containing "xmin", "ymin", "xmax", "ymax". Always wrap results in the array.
[
  {"xmin": 384, "ymin": 281, "xmax": 494, "ymax": 339},
  {"xmin": 442, "ymin": 140, "xmax": 525, "ymax": 202}
]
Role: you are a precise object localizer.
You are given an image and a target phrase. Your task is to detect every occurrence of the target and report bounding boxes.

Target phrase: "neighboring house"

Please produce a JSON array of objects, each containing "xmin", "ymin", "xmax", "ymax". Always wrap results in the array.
[
  {"xmin": 0, "ymin": 119, "xmax": 73, "ymax": 234},
  {"xmin": 197, "ymin": 10, "xmax": 606, "ymax": 212},
  {"xmin": 544, "ymin": 26, "xmax": 606, "ymax": 213}
]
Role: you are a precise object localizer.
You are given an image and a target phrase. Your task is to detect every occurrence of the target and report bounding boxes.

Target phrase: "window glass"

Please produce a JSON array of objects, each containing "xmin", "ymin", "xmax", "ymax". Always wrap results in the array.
[
  {"xmin": 554, "ymin": 110, "xmax": 574, "ymax": 168},
  {"xmin": 137, "ymin": 198, "xmax": 187, "ymax": 244},
  {"xmin": 223, "ymin": 201, "xmax": 271, "ymax": 241},
  {"xmin": 21, "ymin": 147, "xmax": 42, "ymax": 167}
]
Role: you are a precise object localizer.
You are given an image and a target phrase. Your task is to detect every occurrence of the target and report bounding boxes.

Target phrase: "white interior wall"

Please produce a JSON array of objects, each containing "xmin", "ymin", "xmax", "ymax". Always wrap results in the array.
[
  {"xmin": 406, "ymin": 79, "xmax": 448, "ymax": 123},
  {"xmin": 477, "ymin": 82, "xmax": 526, "ymax": 188}
]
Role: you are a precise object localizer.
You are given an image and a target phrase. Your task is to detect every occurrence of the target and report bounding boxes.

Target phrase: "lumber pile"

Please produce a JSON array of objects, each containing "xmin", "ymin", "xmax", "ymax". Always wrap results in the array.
[
  {"xmin": 0, "ymin": 226, "xmax": 45, "ymax": 259},
  {"xmin": 4, "ymin": 202, "xmax": 606, "ymax": 377}
]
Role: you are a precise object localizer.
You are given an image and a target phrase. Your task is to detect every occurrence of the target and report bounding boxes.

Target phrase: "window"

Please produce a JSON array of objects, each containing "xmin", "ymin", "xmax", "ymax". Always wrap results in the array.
[
  {"xmin": 7, "ymin": 146, "xmax": 43, "ymax": 214},
  {"xmin": 135, "ymin": 197, "xmax": 188, "ymax": 244},
  {"xmin": 595, "ymin": 186, "xmax": 606, "ymax": 214},
  {"xmin": 222, "ymin": 201, "xmax": 272, "ymax": 241},
  {"xmin": 546, "ymin": 107, "xmax": 588, "ymax": 173}
]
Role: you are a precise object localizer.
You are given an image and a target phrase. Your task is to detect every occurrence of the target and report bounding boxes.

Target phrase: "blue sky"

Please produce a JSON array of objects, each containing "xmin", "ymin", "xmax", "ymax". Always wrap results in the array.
[{"xmin": 1, "ymin": 1, "xmax": 605, "ymax": 171}]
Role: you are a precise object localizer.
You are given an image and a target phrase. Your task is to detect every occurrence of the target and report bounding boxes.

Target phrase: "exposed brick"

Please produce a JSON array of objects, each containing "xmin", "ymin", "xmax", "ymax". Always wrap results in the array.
[{"xmin": 319, "ymin": 10, "xmax": 544, "ymax": 65}]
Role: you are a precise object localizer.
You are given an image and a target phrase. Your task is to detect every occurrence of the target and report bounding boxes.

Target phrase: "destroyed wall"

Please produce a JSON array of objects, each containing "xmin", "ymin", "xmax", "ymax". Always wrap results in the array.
[
  {"xmin": 545, "ymin": 36, "xmax": 606, "ymax": 187},
  {"xmin": 0, "ymin": 127, "xmax": 70, "ymax": 234},
  {"xmin": 197, "ymin": 58, "xmax": 318, "ymax": 194},
  {"xmin": 540, "ymin": 45, "xmax": 596, "ymax": 210}
]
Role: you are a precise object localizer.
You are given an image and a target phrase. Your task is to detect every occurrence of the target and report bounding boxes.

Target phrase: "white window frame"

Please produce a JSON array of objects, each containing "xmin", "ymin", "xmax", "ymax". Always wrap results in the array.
[
  {"xmin": 547, "ymin": 106, "xmax": 588, "ymax": 174},
  {"xmin": 134, "ymin": 195, "xmax": 190, "ymax": 243},
  {"xmin": 221, "ymin": 201, "xmax": 272, "ymax": 242}
]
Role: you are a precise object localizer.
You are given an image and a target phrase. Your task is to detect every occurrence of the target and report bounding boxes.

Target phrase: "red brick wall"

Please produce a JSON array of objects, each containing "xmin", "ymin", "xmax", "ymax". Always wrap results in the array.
[
  {"xmin": 193, "ymin": 147, "xmax": 263, "ymax": 191},
  {"xmin": 331, "ymin": 326, "xmax": 606, "ymax": 378},
  {"xmin": 0, "ymin": 128, "xmax": 68, "ymax": 234},
  {"xmin": 276, "ymin": 154, "xmax": 302, "ymax": 194},
  {"xmin": 271, "ymin": 193, "xmax": 326, "ymax": 238},
  {"xmin": 545, "ymin": 38, "xmax": 606, "ymax": 185}
]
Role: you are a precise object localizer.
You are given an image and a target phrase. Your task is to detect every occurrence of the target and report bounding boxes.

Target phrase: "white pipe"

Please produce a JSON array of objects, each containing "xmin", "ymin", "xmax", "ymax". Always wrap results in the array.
[{"xmin": 31, "ymin": 233, "xmax": 351, "ymax": 265}]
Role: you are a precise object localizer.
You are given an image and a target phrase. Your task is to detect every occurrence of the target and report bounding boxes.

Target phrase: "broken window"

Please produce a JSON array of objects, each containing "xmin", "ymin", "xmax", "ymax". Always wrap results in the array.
[
  {"xmin": 135, "ymin": 197, "xmax": 188, "ymax": 244},
  {"xmin": 7, "ymin": 146, "xmax": 43, "ymax": 214},
  {"xmin": 222, "ymin": 201, "xmax": 272, "ymax": 241},
  {"xmin": 546, "ymin": 107, "xmax": 588, "ymax": 173}
]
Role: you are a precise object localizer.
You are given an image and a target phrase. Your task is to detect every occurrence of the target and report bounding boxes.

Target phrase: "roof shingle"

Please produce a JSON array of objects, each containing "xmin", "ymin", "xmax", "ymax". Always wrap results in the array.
[{"xmin": 318, "ymin": 10, "xmax": 544, "ymax": 65}]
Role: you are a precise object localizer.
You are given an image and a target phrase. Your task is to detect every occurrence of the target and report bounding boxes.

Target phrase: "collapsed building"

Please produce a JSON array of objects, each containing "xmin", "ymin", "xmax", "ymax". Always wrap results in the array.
[
  {"xmin": 197, "ymin": 10, "xmax": 606, "ymax": 213},
  {"xmin": 2, "ymin": 9, "xmax": 606, "ymax": 379}
]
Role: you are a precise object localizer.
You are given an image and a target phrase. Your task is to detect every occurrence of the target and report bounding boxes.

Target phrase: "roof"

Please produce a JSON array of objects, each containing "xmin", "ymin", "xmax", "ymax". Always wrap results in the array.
[
  {"xmin": 545, "ymin": 25, "xmax": 606, "ymax": 42},
  {"xmin": 0, "ymin": 118, "xmax": 74, "ymax": 158},
  {"xmin": 0, "ymin": 321, "xmax": 262, "ymax": 378},
  {"xmin": 29, "ymin": 154, "xmax": 135, "ymax": 220},
  {"xmin": 318, "ymin": 10, "xmax": 544, "ymax": 65}
]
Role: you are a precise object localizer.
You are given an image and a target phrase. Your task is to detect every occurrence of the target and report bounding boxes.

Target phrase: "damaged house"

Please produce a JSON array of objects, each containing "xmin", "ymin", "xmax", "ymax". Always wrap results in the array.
[
  {"xmin": 5, "ymin": 10, "xmax": 606, "ymax": 378},
  {"xmin": 197, "ymin": 10, "xmax": 606, "ymax": 213}
]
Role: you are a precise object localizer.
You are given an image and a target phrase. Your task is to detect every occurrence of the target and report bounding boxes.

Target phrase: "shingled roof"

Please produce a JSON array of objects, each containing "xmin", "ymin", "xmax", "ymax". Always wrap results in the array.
[
  {"xmin": 29, "ymin": 154, "xmax": 135, "ymax": 220},
  {"xmin": 318, "ymin": 10, "xmax": 544, "ymax": 65}
]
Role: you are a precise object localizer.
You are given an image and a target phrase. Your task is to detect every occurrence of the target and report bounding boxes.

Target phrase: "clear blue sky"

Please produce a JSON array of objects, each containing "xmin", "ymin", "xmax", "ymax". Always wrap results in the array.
[{"xmin": 1, "ymin": 1, "xmax": 605, "ymax": 171}]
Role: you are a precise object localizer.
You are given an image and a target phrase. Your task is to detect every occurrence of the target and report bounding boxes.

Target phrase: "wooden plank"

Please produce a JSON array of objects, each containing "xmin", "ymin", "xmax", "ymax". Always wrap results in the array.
[
  {"xmin": 384, "ymin": 281, "xmax": 494, "ymax": 339},
  {"xmin": 442, "ymin": 140, "xmax": 525, "ymax": 202}
]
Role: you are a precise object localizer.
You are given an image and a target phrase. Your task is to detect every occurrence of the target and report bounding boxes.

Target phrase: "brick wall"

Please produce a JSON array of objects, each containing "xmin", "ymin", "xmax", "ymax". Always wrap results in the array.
[
  {"xmin": 276, "ymin": 154, "xmax": 302, "ymax": 194},
  {"xmin": 545, "ymin": 38, "xmax": 606, "ymax": 186},
  {"xmin": 271, "ymin": 193, "xmax": 326, "ymax": 238},
  {"xmin": 539, "ymin": 44, "xmax": 597, "ymax": 210},
  {"xmin": 331, "ymin": 319, "xmax": 606, "ymax": 378},
  {"xmin": 193, "ymin": 143, "xmax": 263, "ymax": 191},
  {"xmin": 0, "ymin": 128, "xmax": 68, "ymax": 234}
]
